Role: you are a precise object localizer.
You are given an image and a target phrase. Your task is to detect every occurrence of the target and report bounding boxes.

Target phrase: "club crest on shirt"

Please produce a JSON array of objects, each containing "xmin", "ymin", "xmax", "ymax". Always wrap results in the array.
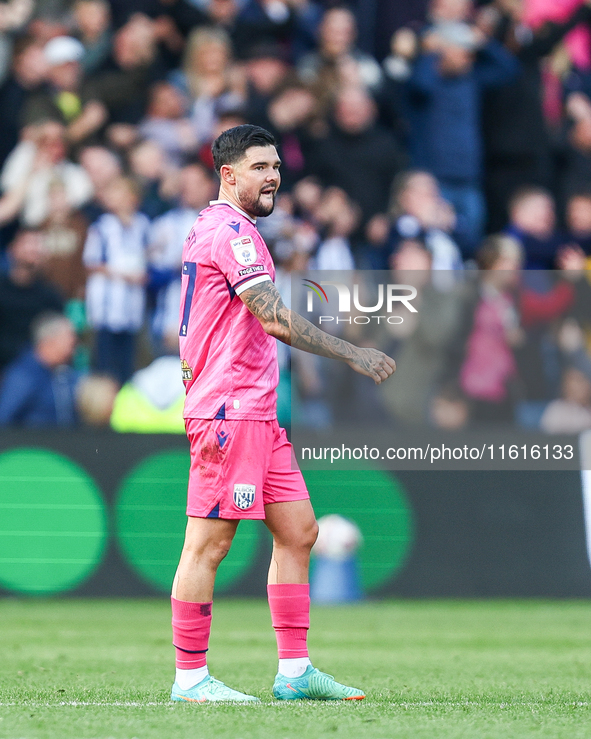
[
  {"xmin": 181, "ymin": 359, "xmax": 193, "ymax": 381},
  {"xmin": 233, "ymin": 483, "xmax": 256, "ymax": 510},
  {"xmin": 230, "ymin": 235, "xmax": 257, "ymax": 266}
]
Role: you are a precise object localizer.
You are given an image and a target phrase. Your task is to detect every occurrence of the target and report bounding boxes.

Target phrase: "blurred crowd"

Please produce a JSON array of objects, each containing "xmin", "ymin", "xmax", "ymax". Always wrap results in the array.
[
  {"xmin": 299, "ymin": 242, "xmax": 591, "ymax": 433},
  {"xmin": 2, "ymin": 0, "xmax": 591, "ymax": 432}
]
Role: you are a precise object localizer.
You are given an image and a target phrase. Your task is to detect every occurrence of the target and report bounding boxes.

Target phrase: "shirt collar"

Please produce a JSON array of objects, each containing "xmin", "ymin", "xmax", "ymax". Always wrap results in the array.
[{"xmin": 209, "ymin": 199, "xmax": 256, "ymax": 224}]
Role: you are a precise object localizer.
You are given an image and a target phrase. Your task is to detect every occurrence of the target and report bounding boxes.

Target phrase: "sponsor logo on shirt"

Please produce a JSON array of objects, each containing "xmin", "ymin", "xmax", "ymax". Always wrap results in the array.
[
  {"xmin": 231, "ymin": 235, "xmax": 257, "ymax": 266},
  {"xmin": 238, "ymin": 265, "xmax": 265, "ymax": 277},
  {"xmin": 181, "ymin": 359, "xmax": 193, "ymax": 381},
  {"xmin": 233, "ymin": 483, "xmax": 256, "ymax": 510}
]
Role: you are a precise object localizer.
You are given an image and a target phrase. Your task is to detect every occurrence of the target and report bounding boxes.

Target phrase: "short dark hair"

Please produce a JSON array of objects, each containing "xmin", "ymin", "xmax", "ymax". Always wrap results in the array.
[
  {"xmin": 212, "ymin": 125, "xmax": 277, "ymax": 175},
  {"xmin": 566, "ymin": 187, "xmax": 591, "ymax": 203}
]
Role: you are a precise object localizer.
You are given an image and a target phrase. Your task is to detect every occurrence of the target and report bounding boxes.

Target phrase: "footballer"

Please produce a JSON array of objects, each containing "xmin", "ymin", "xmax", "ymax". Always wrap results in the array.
[{"xmin": 171, "ymin": 124, "xmax": 396, "ymax": 703}]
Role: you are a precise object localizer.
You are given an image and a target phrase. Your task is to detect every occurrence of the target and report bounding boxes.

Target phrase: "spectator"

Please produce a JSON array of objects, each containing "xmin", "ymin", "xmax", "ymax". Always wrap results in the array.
[
  {"xmin": 201, "ymin": 0, "xmax": 242, "ymax": 48},
  {"xmin": 157, "ymin": 0, "xmax": 207, "ymax": 41},
  {"xmin": 256, "ymin": 191, "xmax": 318, "ymax": 267},
  {"xmin": 505, "ymin": 186, "xmax": 566, "ymax": 269},
  {"xmin": 540, "ymin": 366, "xmax": 591, "ymax": 433},
  {"xmin": 0, "ymin": 120, "xmax": 94, "ymax": 227},
  {"xmin": 406, "ymin": 17, "xmax": 518, "ymax": 253},
  {"xmin": 0, "ymin": 312, "xmax": 78, "ymax": 426},
  {"xmin": 380, "ymin": 238, "xmax": 467, "ymax": 425},
  {"xmin": 234, "ymin": 0, "xmax": 298, "ymax": 60},
  {"xmin": 196, "ymin": 106, "xmax": 248, "ymax": 171},
  {"xmin": 430, "ymin": 381, "xmax": 470, "ymax": 429},
  {"xmin": 298, "ymin": 7, "xmax": 383, "ymax": 96},
  {"xmin": 73, "ymin": 0, "xmax": 113, "ymax": 76},
  {"xmin": 428, "ymin": 0, "xmax": 472, "ymax": 24},
  {"xmin": 310, "ymin": 85, "xmax": 405, "ymax": 226},
  {"xmin": 292, "ymin": 172, "xmax": 321, "ymax": 210},
  {"xmin": 78, "ymin": 144, "xmax": 122, "ymax": 221},
  {"xmin": 0, "ymin": 229, "xmax": 64, "ymax": 374},
  {"xmin": 76, "ymin": 373, "xmax": 119, "ymax": 426},
  {"xmin": 88, "ymin": 14, "xmax": 162, "ymax": 147},
  {"xmin": 148, "ymin": 162, "xmax": 215, "ymax": 347},
  {"xmin": 460, "ymin": 234, "xmax": 524, "ymax": 423},
  {"xmin": 379, "ymin": 28, "xmax": 418, "ymax": 143},
  {"xmin": 514, "ymin": 258, "xmax": 580, "ymax": 422},
  {"xmin": 566, "ymin": 189, "xmax": 591, "ymax": 255},
  {"xmin": 107, "ymin": 0, "xmax": 162, "ymax": 29},
  {"xmin": 83, "ymin": 176, "xmax": 149, "ymax": 384},
  {"xmin": 0, "ymin": 156, "xmax": 43, "ymax": 255},
  {"xmin": 170, "ymin": 26, "xmax": 244, "ymax": 147},
  {"xmin": 0, "ymin": 0, "xmax": 34, "ymax": 88},
  {"xmin": 244, "ymin": 42, "xmax": 291, "ymax": 126},
  {"xmin": 261, "ymin": 82, "xmax": 318, "ymax": 189},
  {"xmin": 128, "ymin": 139, "xmax": 175, "ymax": 218},
  {"xmin": 387, "ymin": 169, "xmax": 463, "ymax": 270},
  {"xmin": 356, "ymin": 213, "xmax": 391, "ymax": 270},
  {"xmin": 23, "ymin": 35, "xmax": 109, "ymax": 146},
  {"xmin": 39, "ymin": 179, "xmax": 89, "ymax": 302},
  {"xmin": 556, "ymin": 312, "xmax": 591, "ymax": 367},
  {"xmin": 312, "ymin": 187, "xmax": 357, "ymax": 269},
  {"xmin": 382, "ymin": 28, "xmax": 418, "ymax": 87},
  {"xmin": 109, "ymin": 330, "xmax": 185, "ymax": 433},
  {"xmin": 562, "ymin": 87, "xmax": 591, "ymax": 197},
  {"xmin": 138, "ymin": 82, "xmax": 197, "ymax": 167},
  {"xmin": 523, "ymin": 0, "xmax": 591, "ymax": 70},
  {"xmin": 288, "ymin": 0, "xmax": 323, "ymax": 63},
  {"xmin": 482, "ymin": 0, "xmax": 591, "ymax": 232},
  {"xmin": 0, "ymin": 36, "xmax": 47, "ymax": 169}
]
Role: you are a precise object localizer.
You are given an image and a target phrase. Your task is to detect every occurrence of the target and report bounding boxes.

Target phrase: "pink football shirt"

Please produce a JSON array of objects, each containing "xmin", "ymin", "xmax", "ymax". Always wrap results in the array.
[{"xmin": 179, "ymin": 200, "xmax": 278, "ymax": 421}]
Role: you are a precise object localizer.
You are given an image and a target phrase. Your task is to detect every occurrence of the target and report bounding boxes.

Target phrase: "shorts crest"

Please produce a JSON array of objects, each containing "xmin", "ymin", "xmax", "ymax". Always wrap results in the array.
[{"xmin": 233, "ymin": 483, "xmax": 256, "ymax": 510}]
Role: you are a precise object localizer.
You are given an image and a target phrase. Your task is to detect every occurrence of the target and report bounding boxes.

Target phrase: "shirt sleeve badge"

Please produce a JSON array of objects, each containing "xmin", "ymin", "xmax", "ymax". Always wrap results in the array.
[{"xmin": 230, "ymin": 235, "xmax": 258, "ymax": 266}]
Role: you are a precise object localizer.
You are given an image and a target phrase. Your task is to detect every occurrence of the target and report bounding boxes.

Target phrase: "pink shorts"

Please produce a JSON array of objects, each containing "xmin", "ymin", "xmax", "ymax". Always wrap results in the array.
[{"xmin": 185, "ymin": 417, "xmax": 309, "ymax": 519}]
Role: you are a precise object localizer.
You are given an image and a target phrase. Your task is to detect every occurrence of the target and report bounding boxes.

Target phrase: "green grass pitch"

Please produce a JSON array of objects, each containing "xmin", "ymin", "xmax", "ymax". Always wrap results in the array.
[{"xmin": 1, "ymin": 599, "xmax": 591, "ymax": 739}]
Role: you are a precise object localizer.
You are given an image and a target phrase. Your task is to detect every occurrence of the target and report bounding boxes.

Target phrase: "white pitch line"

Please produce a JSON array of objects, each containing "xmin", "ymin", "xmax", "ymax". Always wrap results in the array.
[
  {"xmin": 1, "ymin": 701, "xmax": 372, "ymax": 709},
  {"xmin": 0, "ymin": 701, "xmax": 589, "ymax": 708},
  {"xmin": 0, "ymin": 702, "xmax": 162, "ymax": 707}
]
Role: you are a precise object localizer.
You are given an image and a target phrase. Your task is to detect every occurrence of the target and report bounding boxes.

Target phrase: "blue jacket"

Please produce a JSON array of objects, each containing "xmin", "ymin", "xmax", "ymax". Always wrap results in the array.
[
  {"xmin": 0, "ymin": 349, "xmax": 78, "ymax": 427},
  {"xmin": 407, "ymin": 41, "xmax": 518, "ymax": 184},
  {"xmin": 505, "ymin": 225, "xmax": 565, "ymax": 271}
]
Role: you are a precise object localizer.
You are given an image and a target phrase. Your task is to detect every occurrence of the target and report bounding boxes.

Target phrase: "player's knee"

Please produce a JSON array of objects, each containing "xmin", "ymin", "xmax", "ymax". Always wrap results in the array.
[
  {"xmin": 182, "ymin": 535, "xmax": 233, "ymax": 568},
  {"xmin": 206, "ymin": 537, "xmax": 233, "ymax": 567},
  {"xmin": 272, "ymin": 518, "xmax": 318, "ymax": 552},
  {"xmin": 305, "ymin": 520, "xmax": 319, "ymax": 551},
  {"xmin": 289, "ymin": 520, "xmax": 318, "ymax": 552}
]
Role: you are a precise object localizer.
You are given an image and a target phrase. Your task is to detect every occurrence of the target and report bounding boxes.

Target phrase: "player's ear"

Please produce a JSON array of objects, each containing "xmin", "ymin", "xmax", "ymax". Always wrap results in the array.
[{"xmin": 220, "ymin": 164, "xmax": 236, "ymax": 186}]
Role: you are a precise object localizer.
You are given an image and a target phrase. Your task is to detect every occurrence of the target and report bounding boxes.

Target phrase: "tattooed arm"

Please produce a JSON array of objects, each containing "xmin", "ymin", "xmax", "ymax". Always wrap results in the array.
[{"xmin": 239, "ymin": 279, "xmax": 396, "ymax": 384}]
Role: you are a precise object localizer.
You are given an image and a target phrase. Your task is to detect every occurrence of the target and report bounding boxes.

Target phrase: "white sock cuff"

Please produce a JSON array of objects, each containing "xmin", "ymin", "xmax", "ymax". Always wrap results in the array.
[
  {"xmin": 278, "ymin": 657, "xmax": 312, "ymax": 678},
  {"xmin": 175, "ymin": 665, "xmax": 209, "ymax": 690}
]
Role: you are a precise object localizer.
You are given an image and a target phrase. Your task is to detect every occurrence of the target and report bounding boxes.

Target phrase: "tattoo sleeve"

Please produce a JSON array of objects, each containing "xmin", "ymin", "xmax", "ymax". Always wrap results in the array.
[{"xmin": 239, "ymin": 279, "xmax": 359, "ymax": 363}]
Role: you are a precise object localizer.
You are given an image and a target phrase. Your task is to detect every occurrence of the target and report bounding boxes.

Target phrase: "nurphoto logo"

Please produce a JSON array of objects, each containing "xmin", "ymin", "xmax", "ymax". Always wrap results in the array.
[{"xmin": 303, "ymin": 279, "xmax": 418, "ymax": 325}]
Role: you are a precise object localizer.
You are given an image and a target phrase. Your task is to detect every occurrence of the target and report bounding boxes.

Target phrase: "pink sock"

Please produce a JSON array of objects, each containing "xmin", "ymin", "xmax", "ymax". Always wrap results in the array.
[
  {"xmin": 267, "ymin": 583, "xmax": 310, "ymax": 658},
  {"xmin": 171, "ymin": 597, "xmax": 212, "ymax": 669}
]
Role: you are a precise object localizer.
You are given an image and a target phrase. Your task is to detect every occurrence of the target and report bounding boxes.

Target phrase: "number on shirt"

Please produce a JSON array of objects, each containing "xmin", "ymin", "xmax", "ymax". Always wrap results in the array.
[{"xmin": 180, "ymin": 261, "xmax": 197, "ymax": 337}]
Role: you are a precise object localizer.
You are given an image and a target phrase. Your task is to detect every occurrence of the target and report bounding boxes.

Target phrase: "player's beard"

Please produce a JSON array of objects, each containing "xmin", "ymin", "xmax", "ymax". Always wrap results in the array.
[{"xmin": 237, "ymin": 184, "xmax": 276, "ymax": 217}]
